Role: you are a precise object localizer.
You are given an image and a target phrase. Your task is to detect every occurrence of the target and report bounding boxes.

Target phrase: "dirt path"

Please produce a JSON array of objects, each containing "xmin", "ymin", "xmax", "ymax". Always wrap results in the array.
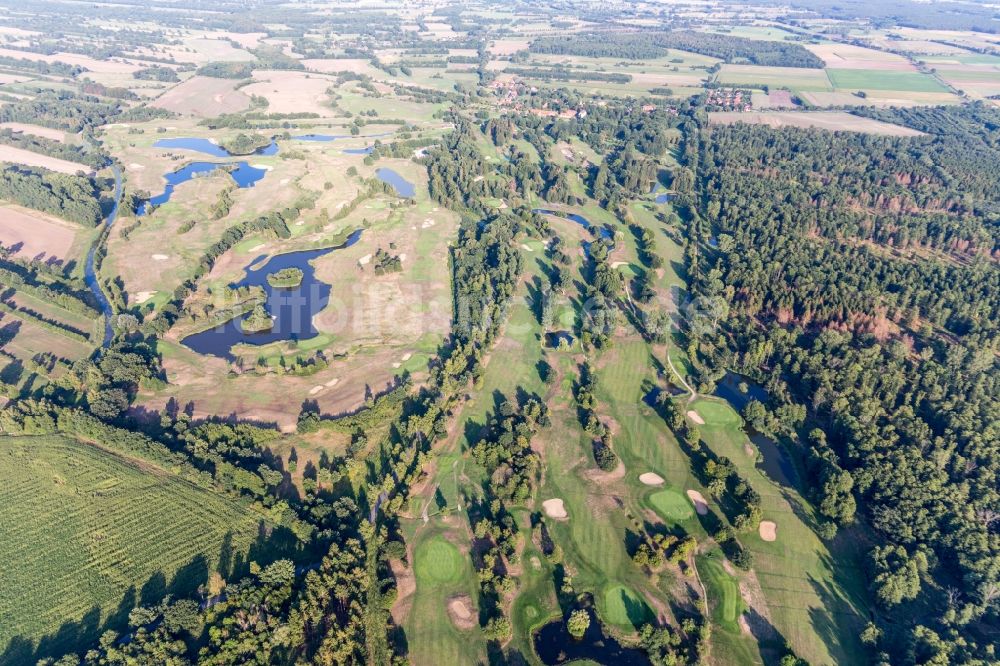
[{"xmin": 665, "ymin": 345, "xmax": 697, "ymax": 402}]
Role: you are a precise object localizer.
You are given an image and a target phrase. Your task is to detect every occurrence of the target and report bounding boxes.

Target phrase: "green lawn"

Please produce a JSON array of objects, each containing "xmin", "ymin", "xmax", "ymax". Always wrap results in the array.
[
  {"xmin": 414, "ymin": 537, "xmax": 464, "ymax": 584},
  {"xmin": 827, "ymin": 68, "xmax": 950, "ymax": 92},
  {"xmin": 602, "ymin": 584, "xmax": 655, "ymax": 631},
  {"xmin": 648, "ymin": 488, "xmax": 695, "ymax": 523}
]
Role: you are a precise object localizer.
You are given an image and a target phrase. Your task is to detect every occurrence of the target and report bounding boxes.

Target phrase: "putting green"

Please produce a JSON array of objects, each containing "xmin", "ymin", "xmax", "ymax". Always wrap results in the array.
[
  {"xmin": 698, "ymin": 554, "xmax": 744, "ymax": 630},
  {"xmin": 602, "ymin": 584, "xmax": 654, "ymax": 630},
  {"xmin": 649, "ymin": 488, "xmax": 695, "ymax": 522},
  {"xmin": 691, "ymin": 399, "xmax": 741, "ymax": 426},
  {"xmin": 414, "ymin": 537, "xmax": 463, "ymax": 584}
]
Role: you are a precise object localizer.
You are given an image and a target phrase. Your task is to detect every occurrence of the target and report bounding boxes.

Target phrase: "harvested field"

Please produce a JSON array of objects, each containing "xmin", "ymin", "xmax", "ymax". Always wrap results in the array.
[
  {"xmin": 241, "ymin": 70, "xmax": 336, "ymax": 116},
  {"xmin": 0, "ymin": 47, "xmax": 140, "ymax": 74},
  {"xmin": 151, "ymin": 76, "xmax": 250, "ymax": 116},
  {"xmin": 489, "ymin": 38, "xmax": 530, "ymax": 55},
  {"xmin": 717, "ymin": 64, "xmax": 831, "ymax": 91},
  {"xmin": 0, "ymin": 204, "xmax": 84, "ymax": 263},
  {"xmin": 686, "ymin": 489, "xmax": 709, "ymax": 515},
  {"xmin": 708, "ymin": 111, "xmax": 924, "ymax": 136},
  {"xmin": 759, "ymin": 520, "xmax": 777, "ymax": 542},
  {"xmin": 0, "ymin": 145, "xmax": 92, "ymax": 174},
  {"xmin": 0, "ymin": 122, "xmax": 68, "ymax": 142},
  {"xmin": 302, "ymin": 58, "xmax": 383, "ymax": 77},
  {"xmin": 799, "ymin": 90, "xmax": 960, "ymax": 107},
  {"xmin": 807, "ymin": 43, "xmax": 915, "ymax": 71}
]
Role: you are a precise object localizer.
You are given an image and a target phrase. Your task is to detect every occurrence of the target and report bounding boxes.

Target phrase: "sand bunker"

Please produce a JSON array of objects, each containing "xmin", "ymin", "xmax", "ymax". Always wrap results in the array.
[
  {"xmin": 248, "ymin": 244, "xmax": 265, "ymax": 252},
  {"xmin": 447, "ymin": 595, "xmax": 476, "ymax": 630},
  {"xmin": 521, "ymin": 243, "xmax": 534, "ymax": 251},
  {"xmin": 686, "ymin": 489, "xmax": 709, "ymax": 515},
  {"xmin": 308, "ymin": 385, "xmax": 324, "ymax": 395},
  {"xmin": 759, "ymin": 520, "xmax": 777, "ymax": 542},
  {"xmin": 324, "ymin": 377, "xmax": 339, "ymax": 387},
  {"xmin": 134, "ymin": 291, "xmax": 156, "ymax": 304},
  {"xmin": 151, "ymin": 254, "xmax": 169, "ymax": 261},
  {"xmin": 543, "ymin": 498, "xmax": 568, "ymax": 519},
  {"xmin": 639, "ymin": 472, "xmax": 665, "ymax": 486},
  {"xmin": 401, "ymin": 352, "xmax": 412, "ymax": 361},
  {"xmin": 358, "ymin": 253, "xmax": 371, "ymax": 265},
  {"xmin": 686, "ymin": 410, "xmax": 705, "ymax": 425},
  {"xmin": 611, "ymin": 261, "xmax": 629, "ymax": 268}
]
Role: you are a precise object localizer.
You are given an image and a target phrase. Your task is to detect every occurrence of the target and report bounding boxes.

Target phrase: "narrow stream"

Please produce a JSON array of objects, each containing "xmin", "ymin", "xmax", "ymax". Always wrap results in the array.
[{"xmin": 84, "ymin": 165, "xmax": 122, "ymax": 347}]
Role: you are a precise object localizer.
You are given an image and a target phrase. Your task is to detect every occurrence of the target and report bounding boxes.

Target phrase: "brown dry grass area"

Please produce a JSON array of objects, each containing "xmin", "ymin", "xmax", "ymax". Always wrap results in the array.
[
  {"xmin": 489, "ymin": 39, "xmax": 530, "ymax": 56},
  {"xmin": 0, "ymin": 145, "xmax": 92, "ymax": 174},
  {"xmin": 0, "ymin": 311, "xmax": 93, "ymax": 362},
  {"xmin": 0, "ymin": 47, "xmax": 140, "ymax": 74},
  {"xmin": 0, "ymin": 204, "xmax": 83, "ymax": 263},
  {"xmin": 390, "ymin": 556, "xmax": 417, "ymax": 625},
  {"xmin": 151, "ymin": 76, "xmax": 251, "ymax": 116},
  {"xmin": 0, "ymin": 122, "xmax": 68, "ymax": 142},
  {"xmin": 302, "ymin": 59, "xmax": 384, "ymax": 78},
  {"xmin": 708, "ymin": 111, "xmax": 924, "ymax": 137},
  {"xmin": 799, "ymin": 90, "xmax": 959, "ymax": 107},
  {"xmin": 241, "ymin": 70, "xmax": 337, "ymax": 116},
  {"xmin": 806, "ymin": 43, "xmax": 916, "ymax": 71},
  {"xmin": 312, "ymin": 208, "xmax": 455, "ymax": 350}
]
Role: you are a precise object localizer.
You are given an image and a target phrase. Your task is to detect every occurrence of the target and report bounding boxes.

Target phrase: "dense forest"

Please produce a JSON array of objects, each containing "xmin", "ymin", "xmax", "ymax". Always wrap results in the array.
[
  {"xmin": 531, "ymin": 30, "xmax": 824, "ymax": 68},
  {"xmin": 0, "ymin": 165, "xmax": 105, "ymax": 225},
  {"xmin": 686, "ymin": 103, "xmax": 999, "ymax": 664}
]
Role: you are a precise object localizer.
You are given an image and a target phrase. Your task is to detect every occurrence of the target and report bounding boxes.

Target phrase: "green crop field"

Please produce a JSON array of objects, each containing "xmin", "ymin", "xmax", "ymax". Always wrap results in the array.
[
  {"xmin": 0, "ymin": 435, "xmax": 266, "ymax": 658},
  {"xmin": 826, "ymin": 68, "xmax": 950, "ymax": 92}
]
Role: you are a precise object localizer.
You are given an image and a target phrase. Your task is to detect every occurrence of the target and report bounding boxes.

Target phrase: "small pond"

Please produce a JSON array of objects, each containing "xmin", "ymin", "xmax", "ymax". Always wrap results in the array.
[
  {"xmin": 138, "ymin": 161, "xmax": 269, "ymax": 215},
  {"xmin": 533, "ymin": 611, "xmax": 650, "ymax": 666},
  {"xmin": 547, "ymin": 330, "xmax": 575, "ymax": 348},
  {"xmin": 532, "ymin": 209, "xmax": 613, "ymax": 241},
  {"xmin": 651, "ymin": 182, "xmax": 674, "ymax": 204},
  {"xmin": 154, "ymin": 137, "xmax": 278, "ymax": 157},
  {"xmin": 180, "ymin": 230, "xmax": 362, "ymax": 357},
  {"xmin": 343, "ymin": 146, "xmax": 375, "ymax": 155},
  {"xmin": 376, "ymin": 167, "xmax": 416, "ymax": 198},
  {"xmin": 714, "ymin": 371, "xmax": 799, "ymax": 487}
]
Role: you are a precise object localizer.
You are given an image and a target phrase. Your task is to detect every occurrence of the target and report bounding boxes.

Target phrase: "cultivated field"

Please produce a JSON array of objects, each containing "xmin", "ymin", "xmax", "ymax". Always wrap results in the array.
[
  {"xmin": 241, "ymin": 70, "xmax": 338, "ymax": 116},
  {"xmin": 0, "ymin": 434, "xmax": 267, "ymax": 659},
  {"xmin": 151, "ymin": 76, "xmax": 251, "ymax": 116},
  {"xmin": 0, "ymin": 145, "xmax": 92, "ymax": 175},
  {"xmin": 708, "ymin": 111, "xmax": 925, "ymax": 136},
  {"xmin": 0, "ymin": 204, "xmax": 88, "ymax": 264},
  {"xmin": 716, "ymin": 64, "xmax": 831, "ymax": 91}
]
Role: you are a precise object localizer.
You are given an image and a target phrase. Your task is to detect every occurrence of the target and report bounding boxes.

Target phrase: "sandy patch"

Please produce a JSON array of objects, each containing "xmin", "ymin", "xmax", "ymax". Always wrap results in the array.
[
  {"xmin": 134, "ymin": 290, "xmax": 157, "ymax": 304},
  {"xmin": 358, "ymin": 253, "xmax": 372, "ymax": 265},
  {"xmin": 543, "ymin": 498, "xmax": 568, "ymax": 519},
  {"xmin": 400, "ymin": 352, "xmax": 412, "ymax": 361},
  {"xmin": 611, "ymin": 261, "xmax": 629, "ymax": 268},
  {"xmin": 639, "ymin": 472, "xmax": 665, "ymax": 486},
  {"xmin": 128, "ymin": 162, "xmax": 144, "ymax": 171},
  {"xmin": 324, "ymin": 377, "xmax": 339, "ymax": 387},
  {"xmin": 446, "ymin": 595, "xmax": 476, "ymax": 630},
  {"xmin": 397, "ymin": 253, "xmax": 406, "ymax": 262},
  {"xmin": 521, "ymin": 243, "xmax": 534, "ymax": 251},
  {"xmin": 151, "ymin": 254, "xmax": 169, "ymax": 261},
  {"xmin": 392, "ymin": 362, "xmax": 401, "ymax": 368},
  {"xmin": 247, "ymin": 244, "xmax": 265, "ymax": 252},
  {"xmin": 686, "ymin": 410, "xmax": 705, "ymax": 425},
  {"xmin": 251, "ymin": 164, "xmax": 273, "ymax": 171},
  {"xmin": 758, "ymin": 520, "xmax": 777, "ymax": 542},
  {"xmin": 308, "ymin": 385, "xmax": 324, "ymax": 395},
  {"xmin": 686, "ymin": 489, "xmax": 709, "ymax": 515}
]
